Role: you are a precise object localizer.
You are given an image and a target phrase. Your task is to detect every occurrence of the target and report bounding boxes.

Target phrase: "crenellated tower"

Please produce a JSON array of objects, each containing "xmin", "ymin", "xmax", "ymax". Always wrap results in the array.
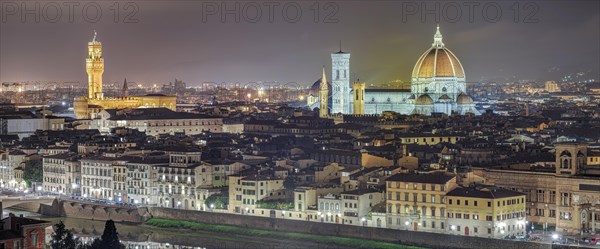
[
  {"xmin": 87, "ymin": 31, "xmax": 104, "ymax": 99},
  {"xmin": 352, "ymin": 81, "xmax": 365, "ymax": 115}
]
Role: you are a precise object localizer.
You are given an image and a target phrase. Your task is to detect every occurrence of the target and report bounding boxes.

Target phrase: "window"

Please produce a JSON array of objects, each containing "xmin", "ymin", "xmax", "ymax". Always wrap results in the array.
[
  {"xmin": 474, "ymin": 201, "xmax": 478, "ymax": 206},
  {"xmin": 488, "ymin": 201, "xmax": 491, "ymax": 207},
  {"xmin": 536, "ymin": 209, "xmax": 545, "ymax": 217},
  {"xmin": 449, "ymin": 199, "xmax": 453, "ymax": 205},
  {"xmin": 550, "ymin": 191, "xmax": 556, "ymax": 203},
  {"xmin": 561, "ymin": 193, "xmax": 571, "ymax": 206},
  {"xmin": 30, "ymin": 231, "xmax": 38, "ymax": 246},
  {"xmin": 537, "ymin": 190, "xmax": 545, "ymax": 202}
]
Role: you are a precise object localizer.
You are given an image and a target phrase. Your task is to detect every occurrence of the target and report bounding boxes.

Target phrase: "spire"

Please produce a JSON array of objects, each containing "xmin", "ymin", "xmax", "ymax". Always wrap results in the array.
[
  {"xmin": 432, "ymin": 24, "xmax": 444, "ymax": 48},
  {"xmin": 122, "ymin": 78, "xmax": 129, "ymax": 97},
  {"xmin": 92, "ymin": 30, "xmax": 98, "ymax": 42},
  {"xmin": 321, "ymin": 66, "xmax": 328, "ymax": 90}
]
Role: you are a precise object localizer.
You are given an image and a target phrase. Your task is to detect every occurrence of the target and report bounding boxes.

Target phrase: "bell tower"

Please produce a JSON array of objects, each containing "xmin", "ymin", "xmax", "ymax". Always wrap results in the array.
[
  {"xmin": 319, "ymin": 66, "xmax": 329, "ymax": 118},
  {"xmin": 87, "ymin": 30, "xmax": 104, "ymax": 99},
  {"xmin": 555, "ymin": 143, "xmax": 588, "ymax": 176},
  {"xmin": 352, "ymin": 81, "xmax": 365, "ymax": 115},
  {"xmin": 331, "ymin": 43, "xmax": 350, "ymax": 114}
]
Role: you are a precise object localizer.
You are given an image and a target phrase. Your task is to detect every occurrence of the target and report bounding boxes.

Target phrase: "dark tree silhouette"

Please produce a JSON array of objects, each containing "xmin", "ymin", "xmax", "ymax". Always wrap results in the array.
[
  {"xmin": 100, "ymin": 220, "xmax": 122, "ymax": 249},
  {"xmin": 81, "ymin": 220, "xmax": 125, "ymax": 249},
  {"xmin": 50, "ymin": 221, "xmax": 80, "ymax": 249}
]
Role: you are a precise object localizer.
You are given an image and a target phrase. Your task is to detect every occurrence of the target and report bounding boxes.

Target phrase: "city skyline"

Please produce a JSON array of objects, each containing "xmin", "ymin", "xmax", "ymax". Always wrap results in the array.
[{"xmin": 1, "ymin": 1, "xmax": 599, "ymax": 86}]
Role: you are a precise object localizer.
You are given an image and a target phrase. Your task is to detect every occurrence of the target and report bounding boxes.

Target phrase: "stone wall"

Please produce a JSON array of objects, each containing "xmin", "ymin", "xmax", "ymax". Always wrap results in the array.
[
  {"xmin": 39, "ymin": 199, "xmax": 146, "ymax": 223},
  {"xmin": 147, "ymin": 207, "xmax": 562, "ymax": 249},
  {"xmin": 31, "ymin": 201, "xmax": 590, "ymax": 249}
]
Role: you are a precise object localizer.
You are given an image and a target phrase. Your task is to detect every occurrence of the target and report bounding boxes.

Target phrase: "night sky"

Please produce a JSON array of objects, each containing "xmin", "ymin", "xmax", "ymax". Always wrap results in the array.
[{"xmin": 1, "ymin": 1, "xmax": 598, "ymax": 86}]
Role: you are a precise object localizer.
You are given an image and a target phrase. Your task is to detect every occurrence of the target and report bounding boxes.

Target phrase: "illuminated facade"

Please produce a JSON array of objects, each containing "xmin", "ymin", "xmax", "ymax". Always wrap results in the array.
[
  {"xmin": 319, "ymin": 67, "xmax": 329, "ymax": 118},
  {"xmin": 74, "ymin": 32, "xmax": 176, "ymax": 119},
  {"xmin": 308, "ymin": 25, "xmax": 479, "ymax": 116}
]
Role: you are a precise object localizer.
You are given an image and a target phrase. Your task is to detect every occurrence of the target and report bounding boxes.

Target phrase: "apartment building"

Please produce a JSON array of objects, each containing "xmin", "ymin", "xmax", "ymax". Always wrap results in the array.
[
  {"xmin": 41, "ymin": 153, "xmax": 81, "ymax": 195},
  {"xmin": 479, "ymin": 143, "xmax": 600, "ymax": 235},
  {"xmin": 81, "ymin": 157, "xmax": 124, "ymax": 199},
  {"xmin": 95, "ymin": 108, "xmax": 223, "ymax": 136},
  {"xmin": 0, "ymin": 150, "xmax": 27, "ymax": 190},
  {"xmin": 446, "ymin": 186, "xmax": 526, "ymax": 239},
  {"xmin": 385, "ymin": 172, "xmax": 457, "ymax": 233}
]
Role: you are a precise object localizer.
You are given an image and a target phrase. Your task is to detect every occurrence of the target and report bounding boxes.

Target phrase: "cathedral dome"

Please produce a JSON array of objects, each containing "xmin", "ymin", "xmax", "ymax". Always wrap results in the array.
[
  {"xmin": 456, "ymin": 93, "xmax": 474, "ymax": 104},
  {"xmin": 309, "ymin": 78, "xmax": 330, "ymax": 96},
  {"xmin": 438, "ymin": 94, "xmax": 452, "ymax": 101},
  {"xmin": 412, "ymin": 26, "xmax": 465, "ymax": 79},
  {"xmin": 415, "ymin": 94, "xmax": 433, "ymax": 105}
]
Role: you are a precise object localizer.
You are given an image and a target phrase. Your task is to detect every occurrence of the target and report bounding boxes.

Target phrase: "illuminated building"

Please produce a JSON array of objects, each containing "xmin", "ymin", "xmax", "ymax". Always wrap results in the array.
[
  {"xmin": 545, "ymin": 80, "xmax": 561, "ymax": 93},
  {"xmin": 319, "ymin": 67, "xmax": 329, "ymax": 118},
  {"xmin": 385, "ymin": 173, "xmax": 457, "ymax": 233},
  {"xmin": 74, "ymin": 32, "xmax": 176, "ymax": 119},
  {"xmin": 478, "ymin": 143, "xmax": 600, "ymax": 235},
  {"xmin": 352, "ymin": 82, "xmax": 366, "ymax": 115},
  {"xmin": 446, "ymin": 187, "xmax": 526, "ymax": 239},
  {"xmin": 309, "ymin": 25, "xmax": 479, "ymax": 116}
]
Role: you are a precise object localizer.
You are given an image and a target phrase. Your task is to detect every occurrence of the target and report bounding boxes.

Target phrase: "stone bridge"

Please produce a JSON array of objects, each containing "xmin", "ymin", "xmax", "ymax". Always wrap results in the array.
[{"xmin": 0, "ymin": 196, "xmax": 56, "ymax": 212}]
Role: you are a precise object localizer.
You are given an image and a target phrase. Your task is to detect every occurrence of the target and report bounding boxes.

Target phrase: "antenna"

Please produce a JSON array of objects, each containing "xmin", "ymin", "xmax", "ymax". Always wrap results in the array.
[{"xmin": 339, "ymin": 40, "xmax": 342, "ymax": 52}]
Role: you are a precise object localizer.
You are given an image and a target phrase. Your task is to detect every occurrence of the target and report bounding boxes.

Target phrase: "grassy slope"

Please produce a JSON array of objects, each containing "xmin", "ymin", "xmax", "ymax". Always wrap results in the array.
[{"xmin": 145, "ymin": 218, "xmax": 425, "ymax": 249}]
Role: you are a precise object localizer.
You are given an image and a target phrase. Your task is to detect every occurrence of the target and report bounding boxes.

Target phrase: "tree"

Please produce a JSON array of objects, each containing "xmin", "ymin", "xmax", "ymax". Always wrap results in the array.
[
  {"xmin": 100, "ymin": 220, "xmax": 122, "ymax": 249},
  {"xmin": 81, "ymin": 220, "xmax": 125, "ymax": 249},
  {"xmin": 50, "ymin": 221, "xmax": 80, "ymax": 249},
  {"xmin": 205, "ymin": 192, "xmax": 228, "ymax": 209},
  {"xmin": 23, "ymin": 158, "xmax": 42, "ymax": 187}
]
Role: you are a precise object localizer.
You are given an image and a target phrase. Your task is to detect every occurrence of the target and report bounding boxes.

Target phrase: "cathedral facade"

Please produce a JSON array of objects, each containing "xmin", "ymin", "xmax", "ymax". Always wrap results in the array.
[
  {"xmin": 307, "ymin": 26, "xmax": 479, "ymax": 116},
  {"xmin": 74, "ymin": 32, "xmax": 176, "ymax": 119}
]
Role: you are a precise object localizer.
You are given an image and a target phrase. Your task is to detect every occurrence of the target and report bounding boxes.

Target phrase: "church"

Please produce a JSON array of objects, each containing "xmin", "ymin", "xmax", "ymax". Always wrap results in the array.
[
  {"xmin": 307, "ymin": 26, "xmax": 479, "ymax": 116},
  {"xmin": 74, "ymin": 32, "xmax": 176, "ymax": 119}
]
